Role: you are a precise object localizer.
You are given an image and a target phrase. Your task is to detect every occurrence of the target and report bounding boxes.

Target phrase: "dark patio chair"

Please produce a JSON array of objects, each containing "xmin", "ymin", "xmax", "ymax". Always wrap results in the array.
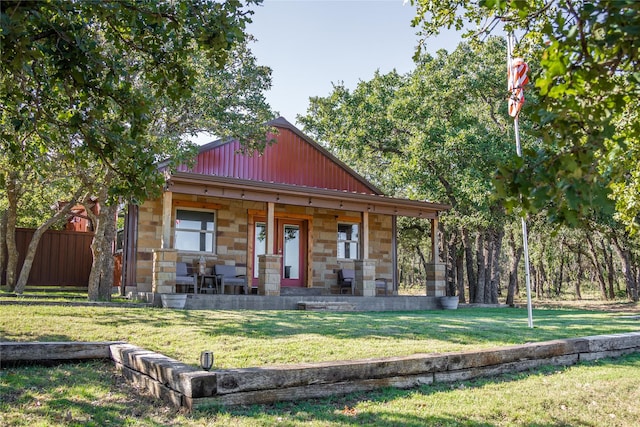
[
  {"xmin": 338, "ymin": 268, "xmax": 355, "ymax": 295},
  {"xmin": 338, "ymin": 268, "xmax": 388, "ymax": 296},
  {"xmin": 213, "ymin": 264, "xmax": 247, "ymax": 294},
  {"xmin": 175, "ymin": 261, "xmax": 197, "ymax": 293}
]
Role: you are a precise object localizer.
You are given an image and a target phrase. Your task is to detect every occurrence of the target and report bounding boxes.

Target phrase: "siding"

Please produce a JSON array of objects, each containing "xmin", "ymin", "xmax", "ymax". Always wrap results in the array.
[{"xmin": 177, "ymin": 126, "xmax": 377, "ymax": 195}]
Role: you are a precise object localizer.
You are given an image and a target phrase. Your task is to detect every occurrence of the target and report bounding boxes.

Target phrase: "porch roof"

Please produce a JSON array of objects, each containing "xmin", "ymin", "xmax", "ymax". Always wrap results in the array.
[{"xmin": 167, "ymin": 172, "xmax": 450, "ymax": 219}]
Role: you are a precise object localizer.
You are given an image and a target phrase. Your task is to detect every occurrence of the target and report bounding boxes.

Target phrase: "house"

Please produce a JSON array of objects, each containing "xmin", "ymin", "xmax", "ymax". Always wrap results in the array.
[{"xmin": 120, "ymin": 117, "xmax": 449, "ymax": 300}]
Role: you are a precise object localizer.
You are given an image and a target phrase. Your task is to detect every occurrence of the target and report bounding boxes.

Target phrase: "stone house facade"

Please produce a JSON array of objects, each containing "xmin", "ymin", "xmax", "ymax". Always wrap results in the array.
[{"xmin": 120, "ymin": 118, "xmax": 447, "ymax": 297}]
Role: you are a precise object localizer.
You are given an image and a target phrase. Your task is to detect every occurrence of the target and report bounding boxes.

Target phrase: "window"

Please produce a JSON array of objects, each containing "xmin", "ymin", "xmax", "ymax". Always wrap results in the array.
[
  {"xmin": 337, "ymin": 223, "xmax": 359, "ymax": 259},
  {"xmin": 174, "ymin": 209, "xmax": 215, "ymax": 252}
]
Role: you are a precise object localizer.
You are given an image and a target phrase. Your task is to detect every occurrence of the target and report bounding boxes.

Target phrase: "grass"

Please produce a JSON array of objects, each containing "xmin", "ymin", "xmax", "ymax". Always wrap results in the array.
[
  {"xmin": 2, "ymin": 355, "xmax": 639, "ymax": 426},
  {"xmin": 1, "ymin": 296, "xmax": 639, "ymax": 425},
  {"xmin": 1, "ymin": 301, "xmax": 639, "ymax": 368}
]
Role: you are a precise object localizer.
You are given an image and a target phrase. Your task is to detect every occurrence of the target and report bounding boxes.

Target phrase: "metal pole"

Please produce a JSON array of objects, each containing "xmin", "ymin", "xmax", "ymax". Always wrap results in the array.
[{"xmin": 509, "ymin": 34, "xmax": 534, "ymax": 328}]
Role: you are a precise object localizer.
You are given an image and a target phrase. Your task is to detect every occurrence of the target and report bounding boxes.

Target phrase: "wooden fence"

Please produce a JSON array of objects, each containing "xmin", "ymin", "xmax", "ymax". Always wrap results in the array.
[{"xmin": 1, "ymin": 228, "xmax": 94, "ymax": 288}]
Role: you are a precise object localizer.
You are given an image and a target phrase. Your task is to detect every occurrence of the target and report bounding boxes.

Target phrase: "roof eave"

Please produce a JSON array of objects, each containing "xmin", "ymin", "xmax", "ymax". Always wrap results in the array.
[{"xmin": 168, "ymin": 172, "xmax": 450, "ymax": 219}]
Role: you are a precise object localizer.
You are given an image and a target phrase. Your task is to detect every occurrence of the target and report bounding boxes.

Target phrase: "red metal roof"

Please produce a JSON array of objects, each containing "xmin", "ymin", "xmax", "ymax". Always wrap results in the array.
[{"xmin": 176, "ymin": 117, "xmax": 381, "ymax": 195}]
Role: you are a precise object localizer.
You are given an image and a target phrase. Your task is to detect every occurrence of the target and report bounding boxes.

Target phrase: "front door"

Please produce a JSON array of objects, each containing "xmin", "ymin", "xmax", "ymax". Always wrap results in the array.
[{"xmin": 252, "ymin": 218, "xmax": 306, "ymax": 287}]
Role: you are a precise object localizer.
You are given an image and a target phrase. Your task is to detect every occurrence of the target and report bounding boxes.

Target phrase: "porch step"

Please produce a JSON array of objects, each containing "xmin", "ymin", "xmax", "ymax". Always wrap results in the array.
[
  {"xmin": 297, "ymin": 301, "xmax": 356, "ymax": 311},
  {"xmin": 281, "ymin": 287, "xmax": 323, "ymax": 296}
]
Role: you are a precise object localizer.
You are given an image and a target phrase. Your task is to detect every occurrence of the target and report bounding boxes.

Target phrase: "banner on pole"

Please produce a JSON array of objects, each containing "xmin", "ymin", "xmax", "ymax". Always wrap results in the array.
[{"xmin": 508, "ymin": 58, "xmax": 529, "ymax": 118}]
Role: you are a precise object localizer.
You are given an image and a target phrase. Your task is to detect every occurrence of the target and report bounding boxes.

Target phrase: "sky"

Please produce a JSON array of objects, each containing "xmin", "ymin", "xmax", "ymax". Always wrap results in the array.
[
  {"xmin": 192, "ymin": 0, "xmax": 462, "ymax": 144},
  {"xmin": 247, "ymin": 0, "xmax": 461, "ymax": 126}
]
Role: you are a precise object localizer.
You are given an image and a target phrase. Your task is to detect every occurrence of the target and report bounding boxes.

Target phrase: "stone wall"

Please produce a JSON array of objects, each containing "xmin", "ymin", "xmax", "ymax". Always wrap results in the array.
[{"xmin": 134, "ymin": 195, "xmax": 393, "ymax": 294}]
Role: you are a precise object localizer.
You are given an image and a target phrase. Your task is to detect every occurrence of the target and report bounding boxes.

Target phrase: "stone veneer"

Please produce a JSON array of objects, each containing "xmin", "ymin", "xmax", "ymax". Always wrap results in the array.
[
  {"xmin": 426, "ymin": 263, "xmax": 446, "ymax": 297},
  {"xmin": 257, "ymin": 254, "xmax": 282, "ymax": 296},
  {"xmin": 134, "ymin": 194, "xmax": 394, "ymax": 293},
  {"xmin": 152, "ymin": 249, "xmax": 178, "ymax": 293}
]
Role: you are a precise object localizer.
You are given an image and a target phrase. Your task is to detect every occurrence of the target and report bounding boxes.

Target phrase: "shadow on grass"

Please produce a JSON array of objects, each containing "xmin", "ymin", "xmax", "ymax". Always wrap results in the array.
[{"xmin": 0, "ymin": 360, "xmax": 172, "ymax": 427}]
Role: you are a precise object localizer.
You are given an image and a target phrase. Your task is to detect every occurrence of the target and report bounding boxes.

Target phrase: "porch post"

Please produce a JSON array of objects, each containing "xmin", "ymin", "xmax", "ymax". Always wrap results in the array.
[
  {"xmin": 426, "ymin": 215, "xmax": 446, "ymax": 297},
  {"xmin": 258, "ymin": 202, "xmax": 281, "ymax": 295},
  {"xmin": 266, "ymin": 202, "xmax": 275, "ymax": 255},
  {"xmin": 152, "ymin": 248, "xmax": 177, "ymax": 294},
  {"xmin": 161, "ymin": 190, "xmax": 172, "ymax": 249},
  {"xmin": 257, "ymin": 254, "xmax": 282, "ymax": 296},
  {"xmin": 354, "ymin": 259, "xmax": 376, "ymax": 297},
  {"xmin": 362, "ymin": 211, "xmax": 369, "ymax": 259},
  {"xmin": 392, "ymin": 215, "xmax": 398, "ymax": 294}
]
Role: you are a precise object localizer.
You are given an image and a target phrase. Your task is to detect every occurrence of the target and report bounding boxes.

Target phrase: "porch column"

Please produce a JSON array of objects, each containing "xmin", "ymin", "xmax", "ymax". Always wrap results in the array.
[
  {"xmin": 354, "ymin": 259, "xmax": 376, "ymax": 297},
  {"xmin": 426, "ymin": 215, "xmax": 446, "ymax": 296},
  {"xmin": 392, "ymin": 215, "xmax": 398, "ymax": 295},
  {"xmin": 152, "ymin": 248, "xmax": 177, "ymax": 293},
  {"xmin": 257, "ymin": 254, "xmax": 281, "ymax": 296},
  {"xmin": 161, "ymin": 190, "xmax": 173, "ymax": 249},
  {"xmin": 266, "ymin": 202, "xmax": 275, "ymax": 255},
  {"xmin": 361, "ymin": 211, "xmax": 369, "ymax": 259}
]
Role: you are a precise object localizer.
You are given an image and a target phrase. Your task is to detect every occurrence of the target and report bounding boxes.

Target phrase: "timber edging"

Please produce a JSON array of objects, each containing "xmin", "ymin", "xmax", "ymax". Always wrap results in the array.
[{"xmin": 2, "ymin": 332, "xmax": 640, "ymax": 409}]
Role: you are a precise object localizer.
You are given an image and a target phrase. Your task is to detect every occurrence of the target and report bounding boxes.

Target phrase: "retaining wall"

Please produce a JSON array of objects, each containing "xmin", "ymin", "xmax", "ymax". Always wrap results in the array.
[{"xmin": 3, "ymin": 332, "xmax": 640, "ymax": 410}]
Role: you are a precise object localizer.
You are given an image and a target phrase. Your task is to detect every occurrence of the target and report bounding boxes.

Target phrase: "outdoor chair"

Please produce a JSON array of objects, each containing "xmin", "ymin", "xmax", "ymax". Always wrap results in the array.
[
  {"xmin": 338, "ymin": 268, "xmax": 389, "ymax": 296},
  {"xmin": 213, "ymin": 264, "xmax": 248, "ymax": 294},
  {"xmin": 338, "ymin": 268, "xmax": 355, "ymax": 295},
  {"xmin": 175, "ymin": 261, "xmax": 197, "ymax": 293}
]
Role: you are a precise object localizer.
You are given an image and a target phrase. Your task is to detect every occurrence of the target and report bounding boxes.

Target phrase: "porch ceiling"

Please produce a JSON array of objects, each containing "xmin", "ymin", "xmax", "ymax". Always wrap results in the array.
[{"xmin": 167, "ymin": 172, "xmax": 450, "ymax": 218}]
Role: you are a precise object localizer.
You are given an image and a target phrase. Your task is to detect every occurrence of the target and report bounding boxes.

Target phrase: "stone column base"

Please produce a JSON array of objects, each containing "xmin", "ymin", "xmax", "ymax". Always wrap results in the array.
[
  {"xmin": 153, "ymin": 249, "xmax": 177, "ymax": 294},
  {"xmin": 426, "ymin": 263, "xmax": 446, "ymax": 297},
  {"xmin": 258, "ymin": 254, "xmax": 282, "ymax": 296},
  {"xmin": 354, "ymin": 259, "xmax": 376, "ymax": 297}
]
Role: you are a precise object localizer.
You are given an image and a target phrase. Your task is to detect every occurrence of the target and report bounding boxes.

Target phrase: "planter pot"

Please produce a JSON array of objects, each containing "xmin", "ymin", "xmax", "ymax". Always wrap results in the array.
[
  {"xmin": 161, "ymin": 294, "xmax": 187, "ymax": 309},
  {"xmin": 438, "ymin": 296, "xmax": 459, "ymax": 310}
]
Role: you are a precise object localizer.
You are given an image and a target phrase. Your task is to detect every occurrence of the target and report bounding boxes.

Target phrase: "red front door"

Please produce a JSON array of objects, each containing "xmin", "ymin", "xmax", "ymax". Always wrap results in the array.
[{"xmin": 252, "ymin": 218, "xmax": 306, "ymax": 287}]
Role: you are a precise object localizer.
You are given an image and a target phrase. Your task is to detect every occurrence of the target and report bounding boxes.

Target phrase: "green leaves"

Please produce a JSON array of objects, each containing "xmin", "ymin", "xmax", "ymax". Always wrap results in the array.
[
  {"xmin": 1, "ymin": 0, "xmax": 272, "ymax": 206},
  {"xmin": 412, "ymin": 0, "xmax": 640, "ymax": 232}
]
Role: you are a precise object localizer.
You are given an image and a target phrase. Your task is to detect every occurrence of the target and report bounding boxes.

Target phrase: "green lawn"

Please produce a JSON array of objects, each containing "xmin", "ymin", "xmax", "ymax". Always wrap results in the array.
[
  {"xmin": 1, "ymin": 299, "xmax": 639, "ymax": 426},
  {"xmin": 1, "ymin": 302, "xmax": 639, "ymax": 368}
]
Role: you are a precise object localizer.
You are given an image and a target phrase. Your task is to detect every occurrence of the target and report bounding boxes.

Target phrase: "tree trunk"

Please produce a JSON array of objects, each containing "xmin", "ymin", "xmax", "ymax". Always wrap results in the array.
[
  {"xmin": 0, "ymin": 210, "xmax": 6, "ymax": 287},
  {"xmin": 585, "ymin": 232, "xmax": 608, "ymax": 300},
  {"xmin": 462, "ymin": 228, "xmax": 477, "ymax": 303},
  {"xmin": 87, "ymin": 202, "xmax": 118, "ymax": 301},
  {"xmin": 14, "ymin": 192, "xmax": 82, "ymax": 294},
  {"xmin": 456, "ymin": 245, "xmax": 466, "ymax": 303},
  {"xmin": 5, "ymin": 175, "xmax": 20, "ymax": 290},
  {"xmin": 489, "ymin": 228, "xmax": 503, "ymax": 304},
  {"xmin": 484, "ymin": 230, "xmax": 493, "ymax": 303},
  {"xmin": 475, "ymin": 231, "xmax": 486, "ymax": 303},
  {"xmin": 506, "ymin": 229, "xmax": 522, "ymax": 306},
  {"xmin": 415, "ymin": 244, "xmax": 431, "ymax": 294},
  {"xmin": 575, "ymin": 251, "xmax": 583, "ymax": 300},
  {"xmin": 599, "ymin": 238, "xmax": 616, "ymax": 299},
  {"xmin": 556, "ymin": 240, "xmax": 565, "ymax": 297},
  {"xmin": 611, "ymin": 234, "xmax": 639, "ymax": 302},
  {"xmin": 445, "ymin": 229, "xmax": 458, "ymax": 297},
  {"xmin": 537, "ymin": 260, "xmax": 546, "ymax": 298}
]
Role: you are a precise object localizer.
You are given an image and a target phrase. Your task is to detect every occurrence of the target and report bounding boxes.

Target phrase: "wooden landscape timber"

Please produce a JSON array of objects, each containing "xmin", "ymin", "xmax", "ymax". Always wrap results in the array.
[
  {"xmin": 3, "ymin": 332, "xmax": 640, "ymax": 409},
  {"xmin": 0, "ymin": 341, "xmax": 122, "ymax": 366}
]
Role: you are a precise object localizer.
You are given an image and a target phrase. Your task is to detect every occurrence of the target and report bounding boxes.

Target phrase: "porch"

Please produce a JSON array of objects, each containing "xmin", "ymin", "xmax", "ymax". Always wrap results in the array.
[{"xmin": 145, "ymin": 292, "xmax": 442, "ymax": 311}]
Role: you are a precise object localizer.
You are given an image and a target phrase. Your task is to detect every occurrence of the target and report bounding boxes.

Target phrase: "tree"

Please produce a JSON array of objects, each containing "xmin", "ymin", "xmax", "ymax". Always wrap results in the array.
[
  {"xmin": 301, "ymin": 38, "xmax": 518, "ymax": 302},
  {"xmin": 410, "ymin": 0, "xmax": 640, "ymax": 232},
  {"xmin": 1, "ymin": 0, "xmax": 274, "ymax": 297}
]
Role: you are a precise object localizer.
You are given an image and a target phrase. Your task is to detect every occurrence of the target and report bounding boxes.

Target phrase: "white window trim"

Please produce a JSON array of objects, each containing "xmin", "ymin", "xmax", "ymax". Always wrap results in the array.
[
  {"xmin": 337, "ymin": 222, "xmax": 360, "ymax": 260},
  {"xmin": 173, "ymin": 207, "xmax": 217, "ymax": 254}
]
